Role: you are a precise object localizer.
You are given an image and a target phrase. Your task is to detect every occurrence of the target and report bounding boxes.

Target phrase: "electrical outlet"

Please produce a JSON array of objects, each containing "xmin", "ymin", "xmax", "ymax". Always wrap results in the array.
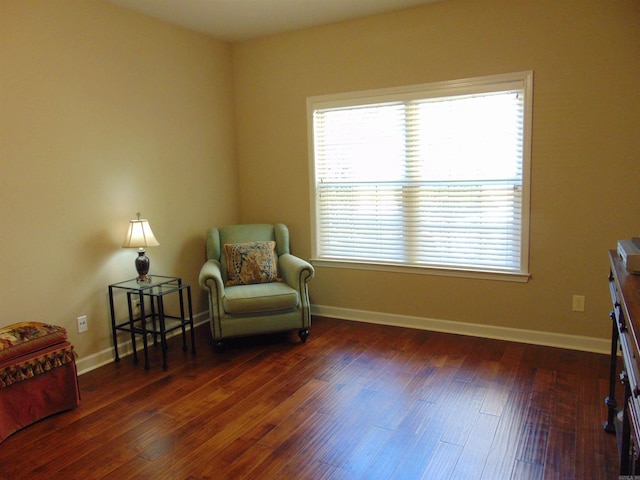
[
  {"xmin": 572, "ymin": 295, "xmax": 586, "ymax": 312},
  {"xmin": 77, "ymin": 315, "xmax": 88, "ymax": 333}
]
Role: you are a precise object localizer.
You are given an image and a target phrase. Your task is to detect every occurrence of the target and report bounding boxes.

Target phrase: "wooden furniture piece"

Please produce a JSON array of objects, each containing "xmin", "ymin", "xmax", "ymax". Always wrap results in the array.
[
  {"xmin": 606, "ymin": 250, "xmax": 640, "ymax": 475},
  {"xmin": 109, "ymin": 275, "xmax": 196, "ymax": 371},
  {"xmin": 0, "ymin": 322, "xmax": 80, "ymax": 443}
]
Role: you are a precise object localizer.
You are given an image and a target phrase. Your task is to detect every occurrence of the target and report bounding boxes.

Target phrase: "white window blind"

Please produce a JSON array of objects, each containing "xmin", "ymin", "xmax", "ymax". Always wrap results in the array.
[{"xmin": 309, "ymin": 72, "xmax": 532, "ymax": 276}]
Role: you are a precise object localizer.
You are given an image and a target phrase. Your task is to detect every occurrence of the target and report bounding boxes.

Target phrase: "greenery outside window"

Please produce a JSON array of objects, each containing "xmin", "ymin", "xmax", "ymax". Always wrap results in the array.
[{"xmin": 307, "ymin": 71, "xmax": 533, "ymax": 281}]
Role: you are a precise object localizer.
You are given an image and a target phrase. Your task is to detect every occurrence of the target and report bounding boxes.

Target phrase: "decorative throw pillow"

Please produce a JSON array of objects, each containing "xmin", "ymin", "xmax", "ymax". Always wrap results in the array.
[{"xmin": 224, "ymin": 241, "xmax": 280, "ymax": 286}]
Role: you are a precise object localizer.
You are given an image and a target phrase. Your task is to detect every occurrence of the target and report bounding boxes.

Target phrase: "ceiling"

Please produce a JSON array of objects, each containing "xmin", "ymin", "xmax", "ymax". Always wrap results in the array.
[{"xmin": 106, "ymin": 0, "xmax": 444, "ymax": 42}]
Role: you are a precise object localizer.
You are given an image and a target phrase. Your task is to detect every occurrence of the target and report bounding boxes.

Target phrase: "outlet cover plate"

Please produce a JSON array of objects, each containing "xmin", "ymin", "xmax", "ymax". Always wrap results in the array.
[{"xmin": 77, "ymin": 315, "xmax": 88, "ymax": 333}]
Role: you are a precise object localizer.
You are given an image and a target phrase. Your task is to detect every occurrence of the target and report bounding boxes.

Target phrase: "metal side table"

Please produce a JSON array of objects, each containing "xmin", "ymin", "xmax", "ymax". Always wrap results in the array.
[{"xmin": 108, "ymin": 275, "xmax": 196, "ymax": 370}]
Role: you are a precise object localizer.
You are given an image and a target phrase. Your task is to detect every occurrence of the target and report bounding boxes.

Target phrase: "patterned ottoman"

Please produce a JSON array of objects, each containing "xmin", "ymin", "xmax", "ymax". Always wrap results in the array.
[{"xmin": 0, "ymin": 322, "xmax": 80, "ymax": 442}]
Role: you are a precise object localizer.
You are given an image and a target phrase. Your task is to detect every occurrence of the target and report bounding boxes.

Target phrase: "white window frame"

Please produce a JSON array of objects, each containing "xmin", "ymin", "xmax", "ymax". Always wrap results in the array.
[{"xmin": 307, "ymin": 71, "xmax": 533, "ymax": 282}]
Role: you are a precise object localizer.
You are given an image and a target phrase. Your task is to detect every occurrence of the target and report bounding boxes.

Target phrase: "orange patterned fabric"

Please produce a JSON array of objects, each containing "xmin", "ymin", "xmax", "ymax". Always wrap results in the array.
[
  {"xmin": 0, "ymin": 322, "xmax": 67, "ymax": 363},
  {"xmin": 224, "ymin": 241, "xmax": 280, "ymax": 286},
  {"xmin": 0, "ymin": 343, "xmax": 77, "ymax": 388}
]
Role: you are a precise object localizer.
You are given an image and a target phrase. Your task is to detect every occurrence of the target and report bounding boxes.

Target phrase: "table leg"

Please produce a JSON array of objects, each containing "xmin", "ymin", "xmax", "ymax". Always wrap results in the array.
[
  {"xmin": 108, "ymin": 286, "xmax": 120, "ymax": 363},
  {"xmin": 126, "ymin": 293, "xmax": 138, "ymax": 365},
  {"xmin": 605, "ymin": 310, "xmax": 619, "ymax": 433},
  {"xmin": 149, "ymin": 295, "xmax": 158, "ymax": 345},
  {"xmin": 187, "ymin": 285, "xmax": 196, "ymax": 355},
  {"xmin": 139, "ymin": 292, "xmax": 149, "ymax": 370},
  {"xmin": 178, "ymin": 287, "xmax": 188, "ymax": 352},
  {"xmin": 157, "ymin": 296, "xmax": 168, "ymax": 371},
  {"xmin": 621, "ymin": 372, "xmax": 632, "ymax": 475}
]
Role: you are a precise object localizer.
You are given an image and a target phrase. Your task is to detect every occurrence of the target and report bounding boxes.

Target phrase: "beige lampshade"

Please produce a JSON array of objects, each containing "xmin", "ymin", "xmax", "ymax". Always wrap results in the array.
[{"xmin": 122, "ymin": 213, "xmax": 160, "ymax": 248}]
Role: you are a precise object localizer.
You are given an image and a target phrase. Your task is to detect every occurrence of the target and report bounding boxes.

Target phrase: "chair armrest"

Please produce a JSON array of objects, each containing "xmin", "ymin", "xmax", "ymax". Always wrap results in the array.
[
  {"xmin": 199, "ymin": 259, "xmax": 226, "ymax": 334},
  {"xmin": 279, "ymin": 253, "xmax": 314, "ymax": 291},
  {"xmin": 199, "ymin": 259, "xmax": 224, "ymax": 294}
]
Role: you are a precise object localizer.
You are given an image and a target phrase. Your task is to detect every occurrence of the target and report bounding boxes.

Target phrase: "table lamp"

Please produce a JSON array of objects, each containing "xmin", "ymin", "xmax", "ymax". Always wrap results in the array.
[{"xmin": 122, "ymin": 212, "xmax": 159, "ymax": 281}]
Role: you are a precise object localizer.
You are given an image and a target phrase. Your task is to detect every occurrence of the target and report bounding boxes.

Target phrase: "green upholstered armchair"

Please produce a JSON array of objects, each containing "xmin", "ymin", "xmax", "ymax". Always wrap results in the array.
[{"xmin": 198, "ymin": 224, "xmax": 314, "ymax": 351}]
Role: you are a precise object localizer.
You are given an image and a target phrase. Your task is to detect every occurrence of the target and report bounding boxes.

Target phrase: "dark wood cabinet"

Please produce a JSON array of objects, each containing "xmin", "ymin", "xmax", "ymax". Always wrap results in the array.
[{"xmin": 606, "ymin": 250, "xmax": 640, "ymax": 475}]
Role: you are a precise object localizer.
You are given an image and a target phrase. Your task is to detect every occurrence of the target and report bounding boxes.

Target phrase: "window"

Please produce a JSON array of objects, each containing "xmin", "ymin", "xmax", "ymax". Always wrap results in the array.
[{"xmin": 308, "ymin": 72, "xmax": 532, "ymax": 281}]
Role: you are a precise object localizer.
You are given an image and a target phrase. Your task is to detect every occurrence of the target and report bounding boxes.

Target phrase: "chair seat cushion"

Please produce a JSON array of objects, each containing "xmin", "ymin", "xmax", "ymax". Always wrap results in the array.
[{"xmin": 223, "ymin": 282, "xmax": 299, "ymax": 315}]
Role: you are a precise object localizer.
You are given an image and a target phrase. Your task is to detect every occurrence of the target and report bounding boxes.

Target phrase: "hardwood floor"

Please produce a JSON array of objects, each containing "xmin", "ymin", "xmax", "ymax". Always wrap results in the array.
[{"xmin": 0, "ymin": 317, "xmax": 621, "ymax": 479}]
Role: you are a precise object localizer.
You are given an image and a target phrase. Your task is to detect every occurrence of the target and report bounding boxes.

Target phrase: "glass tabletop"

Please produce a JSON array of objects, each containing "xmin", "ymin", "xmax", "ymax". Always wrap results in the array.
[{"xmin": 109, "ymin": 275, "xmax": 180, "ymax": 292}]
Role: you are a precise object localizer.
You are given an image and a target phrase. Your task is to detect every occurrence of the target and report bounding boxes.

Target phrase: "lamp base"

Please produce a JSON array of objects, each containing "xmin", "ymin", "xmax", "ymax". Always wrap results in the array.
[{"xmin": 135, "ymin": 248, "xmax": 151, "ymax": 282}]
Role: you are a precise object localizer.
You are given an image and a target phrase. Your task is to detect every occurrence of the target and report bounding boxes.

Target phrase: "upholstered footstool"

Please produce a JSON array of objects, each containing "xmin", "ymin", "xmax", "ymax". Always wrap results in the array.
[{"xmin": 0, "ymin": 322, "xmax": 80, "ymax": 442}]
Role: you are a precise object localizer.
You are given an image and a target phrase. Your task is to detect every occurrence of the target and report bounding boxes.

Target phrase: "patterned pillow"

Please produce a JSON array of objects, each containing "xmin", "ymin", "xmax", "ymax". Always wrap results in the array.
[{"xmin": 224, "ymin": 241, "xmax": 280, "ymax": 286}]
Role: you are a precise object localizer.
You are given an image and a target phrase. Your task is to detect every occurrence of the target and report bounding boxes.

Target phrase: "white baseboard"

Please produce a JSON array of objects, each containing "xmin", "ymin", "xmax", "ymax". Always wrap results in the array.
[
  {"xmin": 311, "ymin": 305, "xmax": 611, "ymax": 355},
  {"xmin": 78, "ymin": 307, "xmax": 610, "ymax": 375},
  {"xmin": 76, "ymin": 312, "xmax": 209, "ymax": 375}
]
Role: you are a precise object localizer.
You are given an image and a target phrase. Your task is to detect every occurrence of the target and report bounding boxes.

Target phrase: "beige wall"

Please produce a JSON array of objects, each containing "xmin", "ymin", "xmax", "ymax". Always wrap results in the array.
[
  {"xmin": 232, "ymin": 0, "xmax": 640, "ymax": 341},
  {"xmin": 0, "ymin": 0, "xmax": 238, "ymax": 364}
]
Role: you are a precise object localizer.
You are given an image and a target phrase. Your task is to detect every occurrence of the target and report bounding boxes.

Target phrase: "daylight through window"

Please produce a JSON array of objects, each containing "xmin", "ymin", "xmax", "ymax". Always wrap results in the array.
[{"xmin": 308, "ymin": 72, "xmax": 532, "ymax": 279}]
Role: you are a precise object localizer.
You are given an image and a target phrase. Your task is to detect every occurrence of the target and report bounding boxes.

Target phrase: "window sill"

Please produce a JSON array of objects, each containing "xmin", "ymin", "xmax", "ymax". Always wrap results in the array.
[{"xmin": 310, "ymin": 259, "xmax": 531, "ymax": 283}]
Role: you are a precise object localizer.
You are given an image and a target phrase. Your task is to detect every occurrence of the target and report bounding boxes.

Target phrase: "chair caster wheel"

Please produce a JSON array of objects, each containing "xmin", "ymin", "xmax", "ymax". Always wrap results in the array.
[
  {"xmin": 298, "ymin": 329, "xmax": 309, "ymax": 343},
  {"xmin": 214, "ymin": 341, "xmax": 225, "ymax": 353}
]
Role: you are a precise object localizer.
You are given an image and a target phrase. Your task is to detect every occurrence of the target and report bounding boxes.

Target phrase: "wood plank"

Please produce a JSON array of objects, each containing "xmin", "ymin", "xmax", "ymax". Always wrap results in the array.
[
  {"xmin": 480, "ymin": 388, "xmax": 530, "ymax": 480},
  {"xmin": 451, "ymin": 413, "xmax": 500, "ymax": 479},
  {"xmin": 419, "ymin": 441, "xmax": 463, "ymax": 480}
]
